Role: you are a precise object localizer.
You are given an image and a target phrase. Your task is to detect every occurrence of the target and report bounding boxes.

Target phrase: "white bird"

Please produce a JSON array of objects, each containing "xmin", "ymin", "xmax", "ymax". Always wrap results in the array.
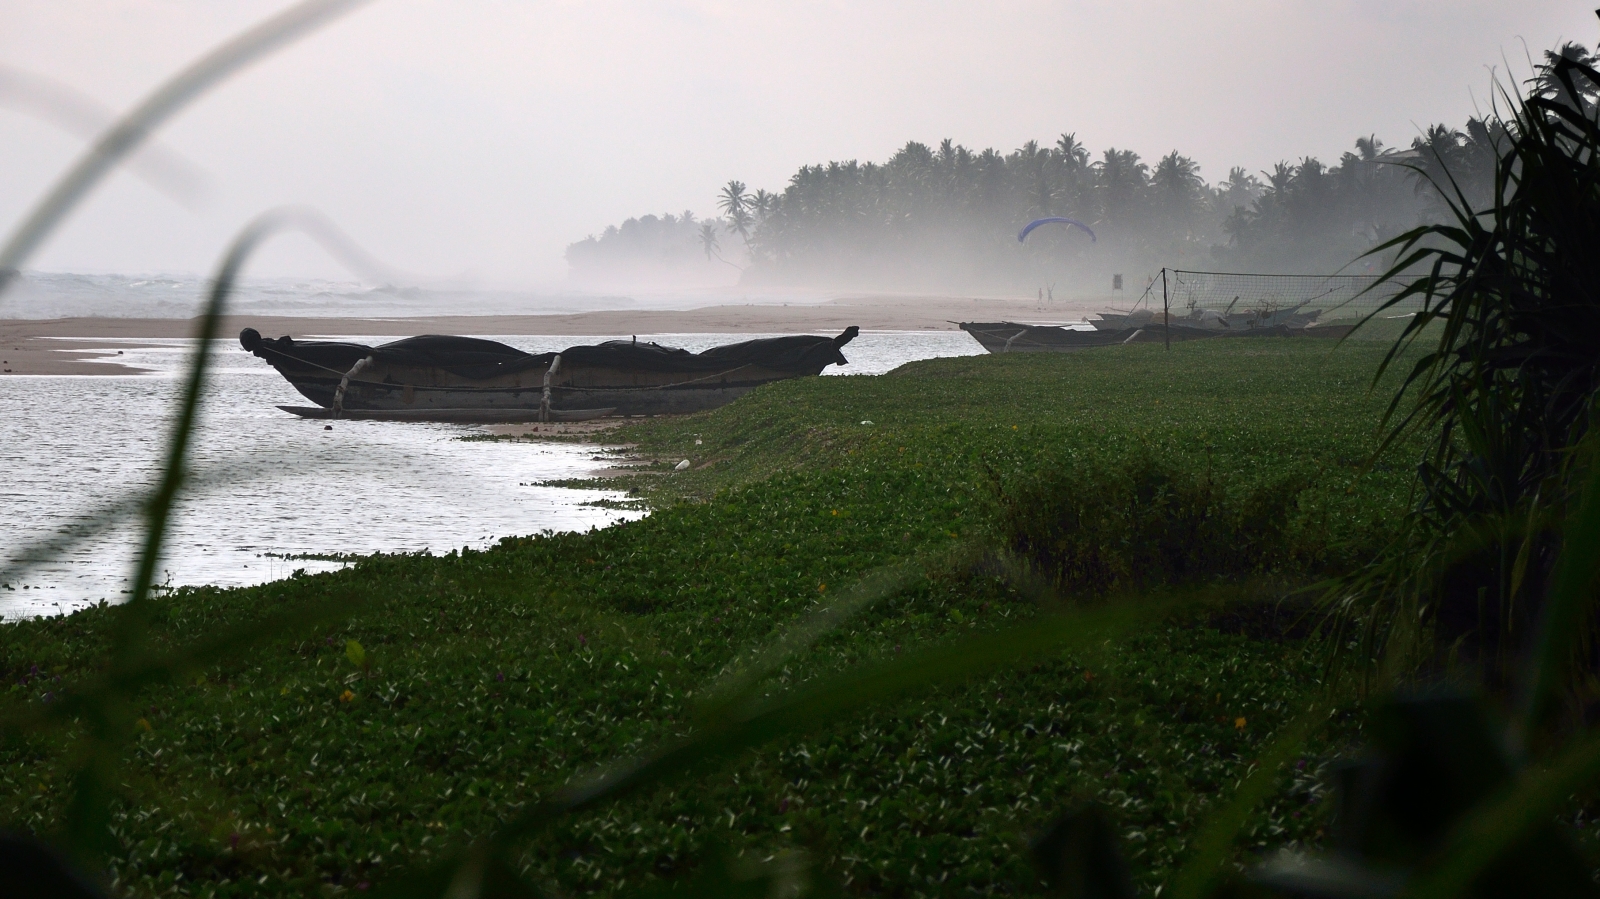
[{"xmin": 674, "ymin": 459, "xmax": 691, "ymax": 471}]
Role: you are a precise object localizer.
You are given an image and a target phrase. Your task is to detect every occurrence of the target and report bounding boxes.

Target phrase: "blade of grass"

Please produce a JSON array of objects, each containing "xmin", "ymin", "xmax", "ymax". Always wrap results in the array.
[
  {"xmin": 1400, "ymin": 725, "xmax": 1600, "ymax": 899},
  {"xmin": 1168, "ymin": 684, "xmax": 1345, "ymax": 899},
  {"xmin": 1519, "ymin": 450, "xmax": 1600, "ymax": 736},
  {"xmin": 0, "ymin": 63, "xmax": 208, "ymax": 205},
  {"xmin": 0, "ymin": 456, "xmax": 296, "ymax": 616},
  {"xmin": 52, "ymin": 206, "xmax": 365, "ymax": 863},
  {"xmin": 489, "ymin": 587, "xmax": 1220, "ymax": 848},
  {"xmin": 0, "ymin": 0, "xmax": 371, "ymax": 294},
  {"xmin": 691, "ymin": 554, "xmax": 928, "ymax": 722}
]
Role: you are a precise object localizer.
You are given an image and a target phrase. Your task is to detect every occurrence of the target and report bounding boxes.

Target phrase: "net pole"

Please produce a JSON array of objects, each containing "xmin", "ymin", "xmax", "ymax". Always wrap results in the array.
[{"xmin": 1161, "ymin": 267, "xmax": 1170, "ymax": 351}]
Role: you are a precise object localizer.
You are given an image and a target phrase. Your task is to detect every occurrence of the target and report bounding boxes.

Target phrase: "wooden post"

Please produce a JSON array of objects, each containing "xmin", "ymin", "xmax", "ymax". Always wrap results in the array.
[{"xmin": 1161, "ymin": 268, "xmax": 1171, "ymax": 351}]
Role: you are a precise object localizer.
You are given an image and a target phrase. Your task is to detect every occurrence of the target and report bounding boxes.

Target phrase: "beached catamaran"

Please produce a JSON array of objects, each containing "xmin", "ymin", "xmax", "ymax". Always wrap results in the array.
[{"xmin": 239, "ymin": 326, "xmax": 859, "ymax": 421}]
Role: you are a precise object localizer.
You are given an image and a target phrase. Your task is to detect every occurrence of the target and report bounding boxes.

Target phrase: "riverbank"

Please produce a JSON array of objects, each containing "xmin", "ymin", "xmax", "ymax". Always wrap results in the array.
[
  {"xmin": 0, "ymin": 293, "xmax": 1097, "ymax": 376},
  {"xmin": 1, "ymin": 338, "xmax": 1416, "ymax": 896}
]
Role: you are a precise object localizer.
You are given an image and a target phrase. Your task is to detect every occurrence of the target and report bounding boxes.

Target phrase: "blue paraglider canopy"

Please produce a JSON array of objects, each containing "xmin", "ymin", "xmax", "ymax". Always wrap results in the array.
[{"xmin": 1017, "ymin": 217, "xmax": 1096, "ymax": 243}]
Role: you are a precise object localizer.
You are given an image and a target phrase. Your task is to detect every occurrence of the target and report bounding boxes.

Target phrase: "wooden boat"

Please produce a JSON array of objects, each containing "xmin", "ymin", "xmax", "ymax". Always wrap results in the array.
[
  {"xmin": 958, "ymin": 320, "xmax": 1355, "ymax": 354},
  {"xmin": 1090, "ymin": 304, "xmax": 1320, "ymax": 332},
  {"xmin": 958, "ymin": 321, "xmax": 1218, "ymax": 353},
  {"xmin": 1087, "ymin": 310, "xmax": 1149, "ymax": 330},
  {"xmin": 272, "ymin": 406, "xmax": 614, "ymax": 423},
  {"xmin": 239, "ymin": 326, "xmax": 859, "ymax": 420}
]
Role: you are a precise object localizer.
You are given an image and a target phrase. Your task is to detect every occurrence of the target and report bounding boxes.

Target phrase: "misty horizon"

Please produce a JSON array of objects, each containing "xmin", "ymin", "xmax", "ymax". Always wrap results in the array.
[{"xmin": 1, "ymin": 2, "xmax": 1591, "ymax": 291}]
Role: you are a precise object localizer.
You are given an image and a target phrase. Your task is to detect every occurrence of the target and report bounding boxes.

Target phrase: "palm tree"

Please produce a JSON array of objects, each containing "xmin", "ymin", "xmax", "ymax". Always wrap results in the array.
[
  {"xmin": 717, "ymin": 180, "xmax": 748, "ymax": 219},
  {"xmin": 718, "ymin": 181, "xmax": 752, "ymax": 242},
  {"xmin": 725, "ymin": 208, "xmax": 753, "ymax": 242},
  {"xmin": 1151, "ymin": 151, "xmax": 1204, "ymax": 205},
  {"xmin": 1531, "ymin": 42, "xmax": 1599, "ymax": 111},
  {"xmin": 748, "ymin": 189, "xmax": 775, "ymax": 221},
  {"xmin": 697, "ymin": 221, "xmax": 720, "ymax": 260},
  {"xmin": 1055, "ymin": 133, "xmax": 1089, "ymax": 171},
  {"xmin": 1095, "ymin": 148, "xmax": 1149, "ymax": 227},
  {"xmin": 1149, "ymin": 151, "xmax": 1206, "ymax": 250},
  {"xmin": 1217, "ymin": 166, "xmax": 1262, "ymax": 210}
]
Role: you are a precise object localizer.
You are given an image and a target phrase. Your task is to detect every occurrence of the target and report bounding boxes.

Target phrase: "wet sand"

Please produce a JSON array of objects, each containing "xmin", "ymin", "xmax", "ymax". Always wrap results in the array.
[{"xmin": 1, "ymin": 293, "xmax": 1104, "ymax": 375}]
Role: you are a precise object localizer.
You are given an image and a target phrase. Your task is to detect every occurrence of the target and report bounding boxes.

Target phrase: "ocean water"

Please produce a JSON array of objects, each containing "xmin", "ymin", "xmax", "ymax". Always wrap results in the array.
[
  {"xmin": 0, "ymin": 330, "xmax": 983, "ymax": 619},
  {"xmin": 2, "ymin": 272, "xmax": 834, "ymax": 320}
]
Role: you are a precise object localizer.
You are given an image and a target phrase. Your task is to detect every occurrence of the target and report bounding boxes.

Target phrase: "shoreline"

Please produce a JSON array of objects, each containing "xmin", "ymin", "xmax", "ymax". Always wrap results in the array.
[{"xmin": 1, "ymin": 293, "xmax": 1106, "ymax": 375}]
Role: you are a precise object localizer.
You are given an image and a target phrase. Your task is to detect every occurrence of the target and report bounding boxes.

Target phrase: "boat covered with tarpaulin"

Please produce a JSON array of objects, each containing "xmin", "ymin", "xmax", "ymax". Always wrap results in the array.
[{"xmin": 240, "ymin": 326, "xmax": 859, "ymax": 421}]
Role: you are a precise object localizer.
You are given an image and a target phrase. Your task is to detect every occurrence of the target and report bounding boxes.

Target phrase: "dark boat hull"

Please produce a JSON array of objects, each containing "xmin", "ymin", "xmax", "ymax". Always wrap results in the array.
[
  {"xmin": 275, "ymin": 377, "xmax": 773, "ymax": 417},
  {"xmin": 958, "ymin": 322, "xmax": 1218, "ymax": 353},
  {"xmin": 959, "ymin": 321, "xmax": 1354, "ymax": 354},
  {"xmin": 241, "ymin": 327, "xmax": 859, "ymax": 419},
  {"xmin": 278, "ymin": 405, "xmax": 616, "ymax": 423}
]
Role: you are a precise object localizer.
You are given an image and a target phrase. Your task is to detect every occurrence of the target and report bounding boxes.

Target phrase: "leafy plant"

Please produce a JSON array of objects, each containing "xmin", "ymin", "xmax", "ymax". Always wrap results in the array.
[
  {"xmin": 1091, "ymin": 459, "xmax": 1600, "ymax": 899},
  {"xmin": 1330, "ymin": 51, "xmax": 1600, "ymax": 687}
]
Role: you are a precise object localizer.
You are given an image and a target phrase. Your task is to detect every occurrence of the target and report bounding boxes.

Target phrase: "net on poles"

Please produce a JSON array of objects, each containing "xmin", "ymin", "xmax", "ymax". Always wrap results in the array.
[{"xmin": 1164, "ymin": 270, "xmax": 1416, "ymax": 322}]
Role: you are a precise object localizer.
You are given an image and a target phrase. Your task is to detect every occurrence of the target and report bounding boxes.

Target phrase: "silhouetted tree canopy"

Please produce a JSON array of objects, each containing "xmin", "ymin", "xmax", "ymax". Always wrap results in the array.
[{"xmin": 565, "ymin": 52, "xmax": 1570, "ymax": 292}]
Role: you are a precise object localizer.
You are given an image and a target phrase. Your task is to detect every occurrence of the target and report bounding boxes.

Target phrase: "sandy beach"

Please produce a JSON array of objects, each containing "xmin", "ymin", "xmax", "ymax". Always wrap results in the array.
[{"xmin": 0, "ymin": 293, "xmax": 1106, "ymax": 376}]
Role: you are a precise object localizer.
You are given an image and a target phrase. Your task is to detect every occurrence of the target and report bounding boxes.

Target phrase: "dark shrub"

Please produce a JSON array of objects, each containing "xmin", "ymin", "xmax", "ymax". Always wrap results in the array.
[{"xmin": 998, "ymin": 455, "xmax": 1314, "ymax": 597}]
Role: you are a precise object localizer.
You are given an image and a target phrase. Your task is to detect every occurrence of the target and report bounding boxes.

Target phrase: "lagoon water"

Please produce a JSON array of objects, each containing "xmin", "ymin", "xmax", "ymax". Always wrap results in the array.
[{"xmin": 0, "ymin": 330, "xmax": 981, "ymax": 619}]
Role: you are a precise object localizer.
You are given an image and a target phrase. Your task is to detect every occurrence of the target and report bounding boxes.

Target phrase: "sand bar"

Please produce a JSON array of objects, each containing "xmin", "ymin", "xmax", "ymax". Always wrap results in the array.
[{"xmin": 1, "ymin": 294, "xmax": 1107, "ymax": 376}]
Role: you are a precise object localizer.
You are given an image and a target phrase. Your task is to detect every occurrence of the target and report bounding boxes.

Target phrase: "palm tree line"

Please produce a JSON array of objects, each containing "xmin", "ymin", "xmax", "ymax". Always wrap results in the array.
[{"xmin": 564, "ymin": 47, "xmax": 1600, "ymax": 290}]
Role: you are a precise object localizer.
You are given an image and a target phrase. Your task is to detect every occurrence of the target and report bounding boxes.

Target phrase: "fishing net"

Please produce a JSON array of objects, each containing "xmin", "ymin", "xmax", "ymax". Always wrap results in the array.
[{"xmin": 1147, "ymin": 270, "xmax": 1416, "ymax": 323}]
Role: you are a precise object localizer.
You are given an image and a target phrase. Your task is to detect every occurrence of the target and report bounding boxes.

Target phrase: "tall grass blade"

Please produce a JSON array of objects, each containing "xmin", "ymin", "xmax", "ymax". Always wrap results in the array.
[
  {"xmin": 380, "ymin": 588, "xmax": 1200, "ymax": 895},
  {"xmin": 44, "ymin": 207, "xmax": 362, "ymax": 864},
  {"xmin": 1169, "ymin": 689, "xmax": 1342, "ymax": 899},
  {"xmin": 487, "ymin": 589, "xmax": 1199, "ymax": 850},
  {"xmin": 691, "ymin": 556, "xmax": 927, "ymax": 721},
  {"xmin": 0, "ymin": 64, "xmax": 208, "ymax": 205},
  {"xmin": 0, "ymin": 455, "xmax": 314, "ymax": 601},
  {"xmin": 1520, "ymin": 450, "xmax": 1600, "ymax": 736},
  {"xmin": 1399, "ymin": 726, "xmax": 1600, "ymax": 899},
  {"xmin": 0, "ymin": 0, "xmax": 370, "ymax": 294}
]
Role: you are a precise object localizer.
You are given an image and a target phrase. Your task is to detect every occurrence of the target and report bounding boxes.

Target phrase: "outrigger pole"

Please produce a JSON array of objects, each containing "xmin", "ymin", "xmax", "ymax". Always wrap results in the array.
[{"xmin": 1161, "ymin": 267, "xmax": 1171, "ymax": 351}]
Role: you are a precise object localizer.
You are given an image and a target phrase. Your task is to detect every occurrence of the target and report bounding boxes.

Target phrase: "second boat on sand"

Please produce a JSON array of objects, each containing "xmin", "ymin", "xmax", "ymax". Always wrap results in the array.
[
  {"xmin": 957, "ymin": 320, "xmax": 1355, "ymax": 354},
  {"xmin": 239, "ymin": 326, "xmax": 859, "ymax": 421}
]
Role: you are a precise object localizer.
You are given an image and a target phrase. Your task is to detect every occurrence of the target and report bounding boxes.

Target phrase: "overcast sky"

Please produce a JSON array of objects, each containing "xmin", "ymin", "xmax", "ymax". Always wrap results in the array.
[{"xmin": 0, "ymin": 1, "xmax": 1592, "ymax": 286}]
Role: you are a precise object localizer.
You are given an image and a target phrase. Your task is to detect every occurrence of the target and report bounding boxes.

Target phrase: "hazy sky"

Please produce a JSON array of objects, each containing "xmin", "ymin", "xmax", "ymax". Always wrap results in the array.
[{"xmin": 0, "ymin": 1, "xmax": 1592, "ymax": 286}]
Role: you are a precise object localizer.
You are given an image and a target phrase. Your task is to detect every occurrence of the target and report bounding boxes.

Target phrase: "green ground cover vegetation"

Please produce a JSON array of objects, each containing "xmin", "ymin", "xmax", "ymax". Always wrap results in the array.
[
  {"xmin": 3, "ymin": 7, "xmax": 1595, "ymax": 894},
  {"xmin": 3, "ymin": 337, "xmax": 1423, "ymax": 896}
]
